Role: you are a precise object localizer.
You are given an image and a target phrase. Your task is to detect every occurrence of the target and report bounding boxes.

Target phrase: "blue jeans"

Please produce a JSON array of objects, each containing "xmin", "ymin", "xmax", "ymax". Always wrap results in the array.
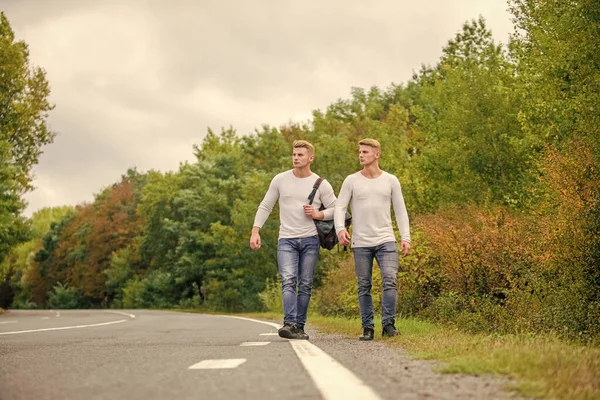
[
  {"xmin": 353, "ymin": 241, "xmax": 399, "ymax": 329},
  {"xmin": 277, "ymin": 235, "xmax": 320, "ymax": 326}
]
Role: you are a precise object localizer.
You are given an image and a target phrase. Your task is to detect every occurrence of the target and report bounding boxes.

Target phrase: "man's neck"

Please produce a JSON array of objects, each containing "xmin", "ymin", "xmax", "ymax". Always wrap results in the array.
[
  {"xmin": 360, "ymin": 163, "xmax": 383, "ymax": 179},
  {"xmin": 293, "ymin": 166, "xmax": 313, "ymax": 178}
]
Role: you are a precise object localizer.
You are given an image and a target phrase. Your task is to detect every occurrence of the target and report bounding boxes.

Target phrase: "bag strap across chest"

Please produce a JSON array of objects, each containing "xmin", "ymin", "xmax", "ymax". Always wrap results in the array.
[{"xmin": 307, "ymin": 178, "xmax": 324, "ymax": 205}]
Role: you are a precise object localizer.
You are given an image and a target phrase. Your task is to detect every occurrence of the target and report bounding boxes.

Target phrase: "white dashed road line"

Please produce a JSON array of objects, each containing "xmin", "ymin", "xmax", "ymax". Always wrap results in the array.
[
  {"xmin": 0, "ymin": 320, "xmax": 18, "ymax": 324},
  {"xmin": 240, "ymin": 342, "xmax": 270, "ymax": 346},
  {"xmin": 188, "ymin": 359, "xmax": 247, "ymax": 369}
]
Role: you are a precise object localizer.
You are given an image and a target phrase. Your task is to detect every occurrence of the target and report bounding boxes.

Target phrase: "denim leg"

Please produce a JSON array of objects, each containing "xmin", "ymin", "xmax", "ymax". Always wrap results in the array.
[
  {"xmin": 296, "ymin": 235, "xmax": 320, "ymax": 327},
  {"xmin": 375, "ymin": 241, "xmax": 399, "ymax": 327},
  {"xmin": 277, "ymin": 238, "xmax": 299, "ymax": 325},
  {"xmin": 353, "ymin": 247, "xmax": 375, "ymax": 328}
]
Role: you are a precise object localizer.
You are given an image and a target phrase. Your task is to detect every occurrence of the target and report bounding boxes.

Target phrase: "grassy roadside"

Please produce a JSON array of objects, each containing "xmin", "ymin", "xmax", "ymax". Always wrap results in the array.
[{"xmin": 233, "ymin": 311, "xmax": 600, "ymax": 400}]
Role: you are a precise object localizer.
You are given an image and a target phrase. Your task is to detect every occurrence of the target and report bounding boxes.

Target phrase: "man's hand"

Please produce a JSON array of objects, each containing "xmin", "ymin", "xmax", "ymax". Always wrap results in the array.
[
  {"xmin": 303, "ymin": 204, "xmax": 324, "ymax": 220},
  {"xmin": 400, "ymin": 240, "xmax": 411, "ymax": 257},
  {"xmin": 250, "ymin": 228, "xmax": 261, "ymax": 250},
  {"xmin": 338, "ymin": 230, "xmax": 351, "ymax": 246}
]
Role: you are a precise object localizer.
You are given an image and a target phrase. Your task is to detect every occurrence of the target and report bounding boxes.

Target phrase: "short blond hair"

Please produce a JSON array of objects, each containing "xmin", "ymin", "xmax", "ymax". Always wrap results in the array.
[
  {"xmin": 359, "ymin": 138, "xmax": 381, "ymax": 152},
  {"xmin": 293, "ymin": 140, "xmax": 314, "ymax": 155}
]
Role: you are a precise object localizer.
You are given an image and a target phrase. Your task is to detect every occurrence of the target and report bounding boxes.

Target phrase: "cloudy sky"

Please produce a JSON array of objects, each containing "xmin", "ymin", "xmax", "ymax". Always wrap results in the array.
[{"xmin": 1, "ymin": 0, "xmax": 514, "ymax": 216}]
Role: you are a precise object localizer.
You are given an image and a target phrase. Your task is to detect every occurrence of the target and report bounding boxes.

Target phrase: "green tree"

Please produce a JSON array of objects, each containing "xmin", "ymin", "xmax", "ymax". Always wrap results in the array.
[
  {"xmin": 510, "ymin": 0, "xmax": 600, "ymax": 150},
  {"xmin": 412, "ymin": 17, "xmax": 532, "ymax": 211},
  {"xmin": 0, "ymin": 206, "xmax": 72, "ymax": 308},
  {"xmin": 0, "ymin": 141, "xmax": 28, "ymax": 266},
  {"xmin": 137, "ymin": 170, "xmax": 182, "ymax": 272},
  {"xmin": 0, "ymin": 12, "xmax": 56, "ymax": 263}
]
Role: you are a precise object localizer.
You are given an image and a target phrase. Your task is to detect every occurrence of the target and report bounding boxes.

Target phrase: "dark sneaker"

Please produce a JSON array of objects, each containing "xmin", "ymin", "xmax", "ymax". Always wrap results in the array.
[
  {"xmin": 382, "ymin": 324, "xmax": 399, "ymax": 337},
  {"xmin": 295, "ymin": 325, "xmax": 309, "ymax": 340},
  {"xmin": 278, "ymin": 323, "xmax": 300, "ymax": 339},
  {"xmin": 359, "ymin": 327, "xmax": 374, "ymax": 341}
]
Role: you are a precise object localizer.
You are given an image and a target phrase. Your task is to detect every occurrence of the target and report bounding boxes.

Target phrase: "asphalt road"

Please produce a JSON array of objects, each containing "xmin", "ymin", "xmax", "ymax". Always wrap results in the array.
[{"xmin": 0, "ymin": 310, "xmax": 521, "ymax": 400}]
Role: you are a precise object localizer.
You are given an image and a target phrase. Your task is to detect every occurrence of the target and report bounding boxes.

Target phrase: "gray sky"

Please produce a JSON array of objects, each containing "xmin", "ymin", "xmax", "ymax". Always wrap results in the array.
[{"xmin": 1, "ymin": 0, "xmax": 514, "ymax": 217}]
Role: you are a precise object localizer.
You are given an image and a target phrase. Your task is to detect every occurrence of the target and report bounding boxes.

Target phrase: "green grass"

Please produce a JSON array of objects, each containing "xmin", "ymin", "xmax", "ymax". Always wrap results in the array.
[{"xmin": 224, "ymin": 311, "xmax": 600, "ymax": 400}]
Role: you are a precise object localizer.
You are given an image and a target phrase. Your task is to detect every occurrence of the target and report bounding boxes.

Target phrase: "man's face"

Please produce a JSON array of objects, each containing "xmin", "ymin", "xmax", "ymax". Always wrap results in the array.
[
  {"xmin": 293, "ymin": 147, "xmax": 313, "ymax": 168},
  {"xmin": 359, "ymin": 145, "xmax": 379, "ymax": 166}
]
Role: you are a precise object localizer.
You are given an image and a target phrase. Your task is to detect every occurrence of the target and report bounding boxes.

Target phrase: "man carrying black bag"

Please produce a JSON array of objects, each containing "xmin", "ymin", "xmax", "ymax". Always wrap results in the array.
[{"xmin": 250, "ymin": 140, "xmax": 337, "ymax": 340}]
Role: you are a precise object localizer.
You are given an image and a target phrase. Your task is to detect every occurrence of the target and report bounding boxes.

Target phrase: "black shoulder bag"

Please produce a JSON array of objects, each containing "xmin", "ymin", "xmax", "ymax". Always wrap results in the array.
[{"xmin": 308, "ymin": 178, "xmax": 352, "ymax": 250}]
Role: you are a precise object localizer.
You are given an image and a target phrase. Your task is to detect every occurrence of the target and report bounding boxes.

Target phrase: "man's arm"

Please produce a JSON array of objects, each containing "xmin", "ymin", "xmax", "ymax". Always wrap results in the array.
[
  {"xmin": 390, "ymin": 175, "xmax": 411, "ymax": 256},
  {"xmin": 250, "ymin": 177, "xmax": 279, "ymax": 250},
  {"xmin": 334, "ymin": 177, "xmax": 352, "ymax": 245},
  {"xmin": 249, "ymin": 226, "xmax": 262, "ymax": 250},
  {"xmin": 316, "ymin": 179, "xmax": 337, "ymax": 221}
]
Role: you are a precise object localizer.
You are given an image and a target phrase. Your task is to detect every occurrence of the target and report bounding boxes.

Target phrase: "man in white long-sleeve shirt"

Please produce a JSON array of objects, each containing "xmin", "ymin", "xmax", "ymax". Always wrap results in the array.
[
  {"xmin": 250, "ymin": 140, "xmax": 336, "ymax": 340},
  {"xmin": 334, "ymin": 138, "xmax": 411, "ymax": 341}
]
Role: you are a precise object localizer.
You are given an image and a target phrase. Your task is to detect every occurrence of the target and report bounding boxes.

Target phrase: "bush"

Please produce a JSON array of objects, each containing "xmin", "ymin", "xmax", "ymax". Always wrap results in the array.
[
  {"xmin": 397, "ymin": 229, "xmax": 444, "ymax": 317},
  {"xmin": 313, "ymin": 253, "xmax": 361, "ymax": 317},
  {"xmin": 259, "ymin": 277, "xmax": 283, "ymax": 314},
  {"xmin": 408, "ymin": 189, "xmax": 600, "ymax": 343},
  {"xmin": 415, "ymin": 208, "xmax": 534, "ymax": 299},
  {"xmin": 122, "ymin": 278, "xmax": 145, "ymax": 308},
  {"xmin": 121, "ymin": 271, "xmax": 178, "ymax": 309},
  {"xmin": 314, "ymin": 237, "xmax": 442, "ymax": 320},
  {"xmin": 534, "ymin": 143, "xmax": 600, "ymax": 341},
  {"xmin": 178, "ymin": 294, "xmax": 202, "ymax": 309},
  {"xmin": 47, "ymin": 282, "xmax": 84, "ymax": 309},
  {"xmin": 10, "ymin": 298, "xmax": 37, "ymax": 309},
  {"xmin": 204, "ymin": 278, "xmax": 245, "ymax": 312}
]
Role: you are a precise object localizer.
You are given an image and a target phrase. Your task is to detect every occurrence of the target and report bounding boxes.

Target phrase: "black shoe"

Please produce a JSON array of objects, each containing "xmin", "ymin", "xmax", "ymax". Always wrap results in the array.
[
  {"xmin": 278, "ymin": 323, "xmax": 300, "ymax": 339},
  {"xmin": 295, "ymin": 325, "xmax": 309, "ymax": 340},
  {"xmin": 359, "ymin": 327, "xmax": 374, "ymax": 341},
  {"xmin": 382, "ymin": 324, "xmax": 399, "ymax": 337}
]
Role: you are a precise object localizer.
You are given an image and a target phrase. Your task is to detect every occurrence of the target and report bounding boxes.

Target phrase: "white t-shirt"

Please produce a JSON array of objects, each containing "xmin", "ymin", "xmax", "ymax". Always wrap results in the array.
[
  {"xmin": 334, "ymin": 171, "xmax": 410, "ymax": 248},
  {"xmin": 253, "ymin": 170, "xmax": 337, "ymax": 239}
]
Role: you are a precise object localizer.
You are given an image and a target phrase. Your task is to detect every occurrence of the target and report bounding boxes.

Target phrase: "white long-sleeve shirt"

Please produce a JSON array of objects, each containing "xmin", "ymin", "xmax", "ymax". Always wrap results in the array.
[
  {"xmin": 334, "ymin": 171, "xmax": 410, "ymax": 248},
  {"xmin": 253, "ymin": 170, "xmax": 337, "ymax": 239}
]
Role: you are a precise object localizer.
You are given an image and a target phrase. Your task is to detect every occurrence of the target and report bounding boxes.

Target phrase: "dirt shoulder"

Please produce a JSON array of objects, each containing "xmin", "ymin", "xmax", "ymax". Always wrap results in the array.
[{"xmin": 308, "ymin": 327, "xmax": 524, "ymax": 400}]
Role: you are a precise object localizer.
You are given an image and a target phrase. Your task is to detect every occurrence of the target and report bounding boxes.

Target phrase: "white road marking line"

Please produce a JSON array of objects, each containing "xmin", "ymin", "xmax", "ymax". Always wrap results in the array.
[
  {"xmin": 225, "ymin": 315, "xmax": 280, "ymax": 329},
  {"xmin": 222, "ymin": 315, "xmax": 382, "ymax": 400},
  {"xmin": 188, "ymin": 359, "xmax": 247, "ymax": 369},
  {"xmin": 105, "ymin": 311, "xmax": 136, "ymax": 319},
  {"xmin": 259, "ymin": 333, "xmax": 279, "ymax": 336},
  {"xmin": 41, "ymin": 317, "xmax": 50, "ymax": 320},
  {"xmin": 240, "ymin": 342, "xmax": 270, "ymax": 346},
  {"xmin": 290, "ymin": 340, "xmax": 381, "ymax": 400},
  {"xmin": 0, "ymin": 319, "xmax": 127, "ymax": 335},
  {"xmin": 0, "ymin": 320, "xmax": 18, "ymax": 324},
  {"xmin": 56, "ymin": 312, "xmax": 60, "ymax": 317}
]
